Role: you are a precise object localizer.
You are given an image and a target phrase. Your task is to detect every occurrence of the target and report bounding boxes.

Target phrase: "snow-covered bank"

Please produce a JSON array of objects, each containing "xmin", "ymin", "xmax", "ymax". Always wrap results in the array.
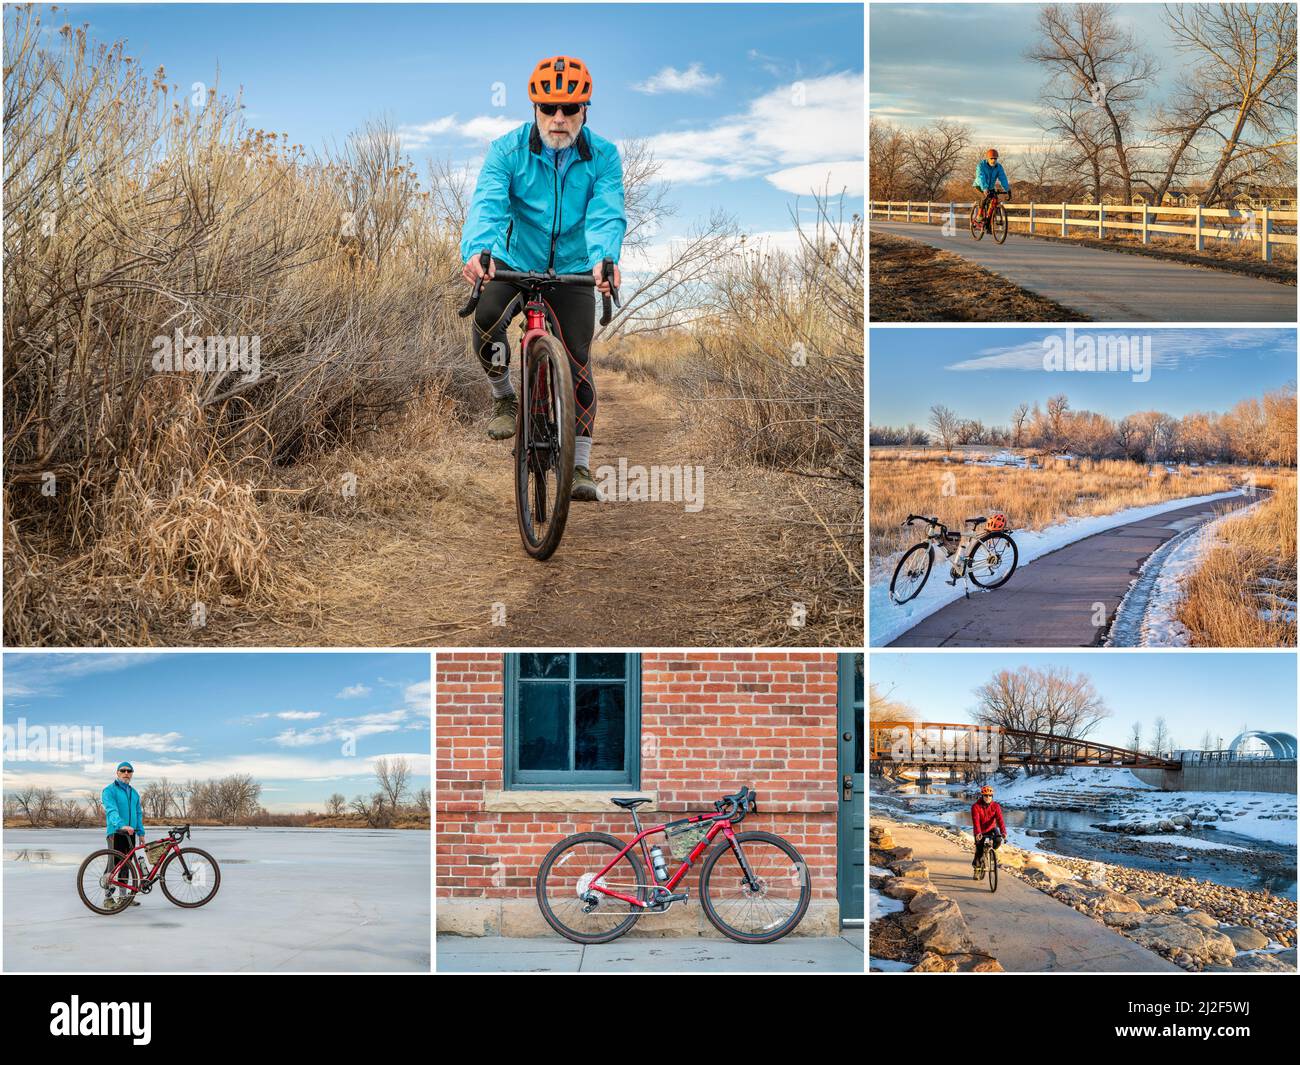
[
  {"xmin": 1107, "ymin": 496, "xmax": 1265, "ymax": 647},
  {"xmin": 871, "ymin": 489, "xmax": 1248, "ymax": 645}
]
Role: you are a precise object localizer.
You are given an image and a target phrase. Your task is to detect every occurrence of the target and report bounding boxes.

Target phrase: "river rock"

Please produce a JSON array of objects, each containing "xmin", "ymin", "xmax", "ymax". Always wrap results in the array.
[
  {"xmin": 899, "ymin": 897, "xmax": 972, "ymax": 954},
  {"xmin": 1220, "ymin": 925, "xmax": 1270, "ymax": 951},
  {"xmin": 1230, "ymin": 952, "xmax": 1294, "ymax": 972},
  {"xmin": 1182, "ymin": 910, "xmax": 1219, "ymax": 929},
  {"xmin": 1129, "ymin": 892, "xmax": 1176, "ymax": 913},
  {"xmin": 911, "ymin": 952, "xmax": 957, "ymax": 973},
  {"xmin": 1121, "ymin": 914, "xmax": 1237, "ymax": 966},
  {"xmin": 892, "ymin": 859, "xmax": 929, "ymax": 880}
]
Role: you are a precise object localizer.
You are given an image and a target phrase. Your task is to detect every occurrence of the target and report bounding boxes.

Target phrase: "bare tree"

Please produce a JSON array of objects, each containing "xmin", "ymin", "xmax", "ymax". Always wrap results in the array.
[
  {"xmin": 326, "ymin": 793, "xmax": 347, "ymax": 816},
  {"xmin": 905, "ymin": 120, "xmax": 973, "ymax": 199},
  {"xmin": 1011, "ymin": 402, "xmax": 1031, "ymax": 447},
  {"xmin": 374, "ymin": 756, "xmax": 410, "ymax": 810},
  {"xmin": 929, "ymin": 403, "xmax": 961, "ymax": 452},
  {"xmin": 1028, "ymin": 3, "xmax": 1157, "ymax": 203},
  {"xmin": 869, "ymin": 119, "xmax": 911, "ymax": 200},
  {"xmin": 1151, "ymin": 716, "xmax": 1172, "ymax": 757}
]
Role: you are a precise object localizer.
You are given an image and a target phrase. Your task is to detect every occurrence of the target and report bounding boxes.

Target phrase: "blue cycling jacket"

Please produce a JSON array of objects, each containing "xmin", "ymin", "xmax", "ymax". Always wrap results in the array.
[
  {"xmin": 103, "ymin": 778, "xmax": 145, "ymax": 840},
  {"xmin": 974, "ymin": 159, "xmax": 1009, "ymax": 192},
  {"xmin": 460, "ymin": 121, "xmax": 626, "ymax": 274}
]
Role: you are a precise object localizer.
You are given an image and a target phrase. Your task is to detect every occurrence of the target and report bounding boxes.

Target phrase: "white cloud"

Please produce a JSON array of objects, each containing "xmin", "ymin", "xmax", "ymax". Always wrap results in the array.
[
  {"xmin": 336, "ymin": 684, "xmax": 371, "ymax": 699},
  {"xmin": 404, "ymin": 680, "xmax": 431, "ymax": 715},
  {"xmin": 277, "ymin": 710, "xmax": 323, "ymax": 720},
  {"xmin": 767, "ymin": 160, "xmax": 864, "ymax": 197},
  {"xmin": 398, "ymin": 114, "xmax": 518, "ymax": 150},
  {"xmin": 103, "ymin": 731, "xmax": 189, "ymax": 754},
  {"xmin": 632, "ymin": 63, "xmax": 721, "ymax": 95},
  {"xmin": 946, "ymin": 330, "xmax": 1279, "ymax": 372}
]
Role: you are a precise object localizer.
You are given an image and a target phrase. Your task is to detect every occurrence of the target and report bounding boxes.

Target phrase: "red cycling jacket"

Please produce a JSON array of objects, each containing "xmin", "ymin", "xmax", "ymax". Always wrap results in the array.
[{"xmin": 971, "ymin": 799, "xmax": 1006, "ymax": 839}]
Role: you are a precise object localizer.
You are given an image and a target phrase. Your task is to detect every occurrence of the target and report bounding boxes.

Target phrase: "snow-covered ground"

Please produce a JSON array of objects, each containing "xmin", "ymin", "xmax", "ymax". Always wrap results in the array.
[
  {"xmin": 870, "ymin": 886, "xmax": 905, "ymax": 922},
  {"xmin": 989, "ymin": 766, "xmax": 1156, "ymax": 800},
  {"xmin": 1127, "ymin": 835, "xmax": 1253, "ymax": 853},
  {"xmin": 3, "ymin": 827, "xmax": 430, "ymax": 972},
  {"xmin": 871, "ymin": 489, "xmax": 1248, "ymax": 646},
  {"xmin": 1107, "ymin": 497, "xmax": 1265, "ymax": 647},
  {"xmin": 869, "ymin": 956, "xmax": 912, "ymax": 972}
]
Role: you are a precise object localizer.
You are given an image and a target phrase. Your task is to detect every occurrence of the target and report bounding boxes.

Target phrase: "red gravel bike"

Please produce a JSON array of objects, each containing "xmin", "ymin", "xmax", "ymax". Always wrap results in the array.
[
  {"xmin": 536, "ymin": 786, "xmax": 811, "ymax": 944},
  {"xmin": 76, "ymin": 824, "xmax": 221, "ymax": 914}
]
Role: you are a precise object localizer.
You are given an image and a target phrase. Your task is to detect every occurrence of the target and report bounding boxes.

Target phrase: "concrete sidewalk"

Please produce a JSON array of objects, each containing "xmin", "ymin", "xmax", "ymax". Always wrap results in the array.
[
  {"xmin": 870, "ymin": 220, "xmax": 1297, "ymax": 322},
  {"xmin": 436, "ymin": 930, "xmax": 864, "ymax": 973}
]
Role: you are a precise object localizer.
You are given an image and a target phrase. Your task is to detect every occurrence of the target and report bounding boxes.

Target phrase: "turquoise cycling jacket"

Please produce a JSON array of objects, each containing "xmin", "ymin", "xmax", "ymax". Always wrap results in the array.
[
  {"xmin": 460, "ymin": 121, "xmax": 626, "ymax": 274},
  {"xmin": 974, "ymin": 159, "xmax": 1009, "ymax": 192},
  {"xmin": 103, "ymin": 778, "xmax": 145, "ymax": 840}
]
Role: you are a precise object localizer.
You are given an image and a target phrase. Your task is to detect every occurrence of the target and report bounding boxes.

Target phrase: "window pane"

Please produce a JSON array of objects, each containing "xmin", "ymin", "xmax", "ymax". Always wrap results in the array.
[
  {"xmin": 575, "ymin": 683, "xmax": 625, "ymax": 771},
  {"xmin": 519, "ymin": 653, "xmax": 570, "ymax": 679},
  {"xmin": 518, "ymin": 683, "xmax": 569, "ymax": 770},
  {"xmin": 575, "ymin": 653, "xmax": 625, "ymax": 679}
]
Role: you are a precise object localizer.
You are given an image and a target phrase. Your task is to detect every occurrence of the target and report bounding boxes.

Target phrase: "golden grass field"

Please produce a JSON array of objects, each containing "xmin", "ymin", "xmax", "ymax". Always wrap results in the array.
[
  {"xmin": 1177, "ymin": 475, "xmax": 1298, "ymax": 647},
  {"xmin": 868, "ymin": 448, "xmax": 1267, "ymax": 573}
]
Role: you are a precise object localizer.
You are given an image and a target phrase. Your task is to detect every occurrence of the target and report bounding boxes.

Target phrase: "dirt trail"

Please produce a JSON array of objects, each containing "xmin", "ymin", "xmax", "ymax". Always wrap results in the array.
[
  {"xmin": 193, "ymin": 372, "xmax": 848, "ymax": 647},
  {"xmin": 884, "ymin": 821, "xmax": 1183, "ymax": 972}
]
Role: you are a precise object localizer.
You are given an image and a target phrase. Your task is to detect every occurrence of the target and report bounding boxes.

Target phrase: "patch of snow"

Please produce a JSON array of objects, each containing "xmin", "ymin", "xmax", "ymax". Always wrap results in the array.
[
  {"xmin": 869, "ymin": 865, "xmax": 893, "ymax": 877},
  {"xmin": 870, "ymin": 887, "xmax": 906, "ymax": 921},
  {"xmin": 1128, "ymin": 835, "xmax": 1253, "ymax": 853},
  {"xmin": 872, "ymin": 489, "xmax": 1248, "ymax": 646},
  {"xmin": 870, "ymin": 957, "xmax": 913, "ymax": 972}
]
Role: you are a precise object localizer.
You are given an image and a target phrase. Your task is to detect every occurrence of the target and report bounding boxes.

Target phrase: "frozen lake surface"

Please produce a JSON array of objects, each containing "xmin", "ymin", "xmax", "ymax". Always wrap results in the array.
[{"xmin": 4, "ymin": 827, "xmax": 430, "ymax": 972}]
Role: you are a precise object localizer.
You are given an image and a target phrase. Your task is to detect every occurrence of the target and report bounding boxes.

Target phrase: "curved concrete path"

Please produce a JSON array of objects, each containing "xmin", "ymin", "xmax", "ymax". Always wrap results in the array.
[
  {"xmin": 870, "ymin": 220, "xmax": 1296, "ymax": 322},
  {"xmin": 884, "ymin": 821, "xmax": 1182, "ymax": 972},
  {"xmin": 888, "ymin": 494, "xmax": 1256, "ymax": 647}
]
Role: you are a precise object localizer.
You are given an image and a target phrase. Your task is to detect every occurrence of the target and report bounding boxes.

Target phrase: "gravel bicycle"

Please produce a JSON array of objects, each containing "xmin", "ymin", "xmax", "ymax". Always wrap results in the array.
[
  {"xmin": 889, "ymin": 513, "xmax": 1019, "ymax": 604},
  {"xmin": 970, "ymin": 191, "xmax": 1009, "ymax": 244},
  {"xmin": 535, "ymin": 786, "xmax": 811, "ymax": 944},
  {"xmin": 76, "ymin": 824, "xmax": 221, "ymax": 915},
  {"xmin": 974, "ymin": 831, "xmax": 1000, "ymax": 893},
  {"xmin": 459, "ymin": 250, "xmax": 619, "ymax": 560}
]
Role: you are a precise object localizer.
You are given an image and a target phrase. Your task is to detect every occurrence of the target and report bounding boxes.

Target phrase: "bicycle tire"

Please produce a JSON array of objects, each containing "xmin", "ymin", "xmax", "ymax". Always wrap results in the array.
[
  {"xmin": 158, "ymin": 847, "xmax": 222, "ymax": 908},
  {"xmin": 988, "ymin": 850, "xmax": 999, "ymax": 892},
  {"xmin": 969, "ymin": 204, "xmax": 985, "ymax": 240},
  {"xmin": 76, "ymin": 849, "xmax": 141, "ymax": 915},
  {"xmin": 991, "ymin": 203, "xmax": 1008, "ymax": 244},
  {"xmin": 536, "ymin": 832, "xmax": 649, "ymax": 944},
  {"xmin": 967, "ymin": 532, "xmax": 1018, "ymax": 589},
  {"xmin": 890, "ymin": 543, "xmax": 933, "ymax": 604},
  {"xmin": 699, "ymin": 831, "xmax": 811, "ymax": 944},
  {"xmin": 515, "ymin": 333, "xmax": 575, "ymax": 560}
]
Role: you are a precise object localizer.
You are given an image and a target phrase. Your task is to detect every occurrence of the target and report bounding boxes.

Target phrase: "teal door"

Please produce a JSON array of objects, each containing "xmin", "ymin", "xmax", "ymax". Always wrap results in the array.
[{"xmin": 837, "ymin": 654, "xmax": 864, "ymax": 922}]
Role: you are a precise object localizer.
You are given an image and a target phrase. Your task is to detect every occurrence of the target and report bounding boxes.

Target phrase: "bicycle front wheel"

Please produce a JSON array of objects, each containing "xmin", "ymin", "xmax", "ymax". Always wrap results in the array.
[
  {"xmin": 77, "ymin": 849, "xmax": 140, "ymax": 915},
  {"xmin": 515, "ymin": 334, "xmax": 575, "ymax": 560},
  {"xmin": 700, "ymin": 831, "xmax": 811, "ymax": 943},
  {"xmin": 536, "ymin": 832, "xmax": 650, "ymax": 944},
  {"xmin": 967, "ymin": 532, "xmax": 1018, "ymax": 589},
  {"xmin": 890, "ymin": 543, "xmax": 932, "ymax": 604},
  {"xmin": 991, "ymin": 203, "xmax": 1008, "ymax": 243},
  {"xmin": 988, "ymin": 851, "xmax": 999, "ymax": 892},
  {"xmin": 159, "ymin": 847, "xmax": 221, "ymax": 908}
]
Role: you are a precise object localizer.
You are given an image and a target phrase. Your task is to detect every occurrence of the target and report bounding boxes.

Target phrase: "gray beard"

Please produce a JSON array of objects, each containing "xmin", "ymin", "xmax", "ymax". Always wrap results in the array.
[{"xmin": 539, "ymin": 127, "xmax": 576, "ymax": 150}]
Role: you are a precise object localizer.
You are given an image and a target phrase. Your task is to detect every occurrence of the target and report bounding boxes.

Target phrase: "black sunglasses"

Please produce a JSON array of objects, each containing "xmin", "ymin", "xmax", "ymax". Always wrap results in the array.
[{"xmin": 537, "ymin": 102, "xmax": 584, "ymax": 117}]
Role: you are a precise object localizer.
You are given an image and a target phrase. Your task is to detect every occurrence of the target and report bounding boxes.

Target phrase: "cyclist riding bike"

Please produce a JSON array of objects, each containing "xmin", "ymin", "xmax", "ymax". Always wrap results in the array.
[
  {"xmin": 971, "ymin": 784, "xmax": 1006, "ymax": 874},
  {"xmin": 973, "ymin": 148, "xmax": 1011, "ymax": 224},
  {"xmin": 460, "ymin": 55, "xmax": 626, "ymax": 503}
]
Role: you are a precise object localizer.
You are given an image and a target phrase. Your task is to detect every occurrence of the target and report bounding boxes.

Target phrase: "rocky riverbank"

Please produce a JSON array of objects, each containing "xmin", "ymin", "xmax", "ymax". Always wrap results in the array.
[{"xmin": 892, "ymin": 819, "xmax": 1296, "ymax": 972}]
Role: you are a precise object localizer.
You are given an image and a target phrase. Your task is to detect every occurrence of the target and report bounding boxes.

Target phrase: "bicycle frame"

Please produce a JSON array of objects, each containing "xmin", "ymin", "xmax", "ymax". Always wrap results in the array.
[
  {"xmin": 589, "ymin": 813, "xmax": 738, "ymax": 907},
  {"xmin": 104, "ymin": 837, "xmax": 179, "ymax": 891}
]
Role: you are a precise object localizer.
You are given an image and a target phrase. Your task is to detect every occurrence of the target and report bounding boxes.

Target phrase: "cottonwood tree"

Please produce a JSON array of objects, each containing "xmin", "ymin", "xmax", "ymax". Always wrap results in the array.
[
  {"xmin": 973, "ymin": 665, "xmax": 1111, "ymax": 775},
  {"xmin": 869, "ymin": 120, "xmax": 911, "ymax": 200},
  {"xmin": 929, "ymin": 403, "xmax": 961, "ymax": 452},
  {"xmin": 1028, "ymin": 3, "xmax": 1157, "ymax": 203},
  {"xmin": 326, "ymin": 793, "xmax": 347, "ymax": 816},
  {"xmin": 904, "ymin": 120, "xmax": 972, "ymax": 199},
  {"xmin": 373, "ymin": 756, "xmax": 410, "ymax": 810}
]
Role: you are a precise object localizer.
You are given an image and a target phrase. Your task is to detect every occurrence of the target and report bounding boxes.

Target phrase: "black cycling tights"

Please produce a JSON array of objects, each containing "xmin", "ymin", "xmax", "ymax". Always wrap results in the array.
[{"xmin": 472, "ymin": 274, "xmax": 597, "ymax": 438}]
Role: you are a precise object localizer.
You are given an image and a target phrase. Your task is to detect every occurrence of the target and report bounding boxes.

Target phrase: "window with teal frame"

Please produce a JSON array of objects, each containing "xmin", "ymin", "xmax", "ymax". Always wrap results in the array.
[{"xmin": 504, "ymin": 653, "xmax": 641, "ymax": 789}]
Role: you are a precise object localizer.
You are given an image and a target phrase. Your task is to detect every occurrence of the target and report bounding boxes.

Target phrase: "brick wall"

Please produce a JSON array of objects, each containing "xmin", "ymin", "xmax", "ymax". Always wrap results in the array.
[{"xmin": 436, "ymin": 652, "xmax": 841, "ymax": 907}]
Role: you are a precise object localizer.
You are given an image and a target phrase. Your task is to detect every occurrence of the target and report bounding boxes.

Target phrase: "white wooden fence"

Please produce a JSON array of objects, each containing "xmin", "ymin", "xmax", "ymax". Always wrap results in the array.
[{"xmin": 868, "ymin": 200, "xmax": 1297, "ymax": 262}]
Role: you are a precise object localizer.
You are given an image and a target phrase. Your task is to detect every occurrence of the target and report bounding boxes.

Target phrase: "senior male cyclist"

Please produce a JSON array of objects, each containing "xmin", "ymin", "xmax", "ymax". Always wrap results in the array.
[
  {"xmin": 460, "ymin": 55, "xmax": 626, "ymax": 502},
  {"xmin": 102, "ymin": 761, "xmax": 145, "ymax": 908},
  {"xmin": 973, "ymin": 147, "xmax": 1011, "ymax": 225},
  {"xmin": 971, "ymin": 784, "xmax": 1007, "ymax": 878}
]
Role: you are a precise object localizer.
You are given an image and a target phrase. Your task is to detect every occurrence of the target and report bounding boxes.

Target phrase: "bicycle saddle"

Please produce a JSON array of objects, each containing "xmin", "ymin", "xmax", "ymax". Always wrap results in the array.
[
  {"xmin": 965, "ymin": 516, "xmax": 987, "ymax": 526},
  {"xmin": 610, "ymin": 797, "xmax": 651, "ymax": 809}
]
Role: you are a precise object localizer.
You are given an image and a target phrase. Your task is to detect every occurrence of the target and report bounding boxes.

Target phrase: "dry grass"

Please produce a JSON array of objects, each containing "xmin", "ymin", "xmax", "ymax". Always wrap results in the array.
[
  {"xmin": 868, "ymin": 448, "xmax": 1253, "ymax": 575},
  {"xmin": 868, "ymin": 232, "xmax": 1091, "ymax": 322},
  {"xmin": 1176, "ymin": 476, "xmax": 1298, "ymax": 647}
]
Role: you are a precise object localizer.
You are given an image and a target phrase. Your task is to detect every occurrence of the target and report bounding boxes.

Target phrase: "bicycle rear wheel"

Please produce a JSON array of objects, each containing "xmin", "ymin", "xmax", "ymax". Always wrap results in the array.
[
  {"xmin": 159, "ymin": 847, "xmax": 221, "ymax": 907},
  {"xmin": 969, "ymin": 203, "xmax": 985, "ymax": 240},
  {"xmin": 536, "ymin": 832, "xmax": 650, "ymax": 944},
  {"xmin": 967, "ymin": 532, "xmax": 1018, "ymax": 588},
  {"xmin": 77, "ymin": 849, "xmax": 140, "ymax": 915},
  {"xmin": 515, "ymin": 334, "xmax": 575, "ymax": 560},
  {"xmin": 700, "ymin": 831, "xmax": 811, "ymax": 943}
]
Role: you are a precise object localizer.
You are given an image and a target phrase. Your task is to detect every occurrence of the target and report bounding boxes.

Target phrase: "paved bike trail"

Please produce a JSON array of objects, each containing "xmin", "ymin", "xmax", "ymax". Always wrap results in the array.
[
  {"xmin": 882, "ymin": 821, "xmax": 1183, "ymax": 972},
  {"xmin": 869, "ymin": 220, "xmax": 1296, "ymax": 322},
  {"xmin": 888, "ymin": 494, "xmax": 1255, "ymax": 647}
]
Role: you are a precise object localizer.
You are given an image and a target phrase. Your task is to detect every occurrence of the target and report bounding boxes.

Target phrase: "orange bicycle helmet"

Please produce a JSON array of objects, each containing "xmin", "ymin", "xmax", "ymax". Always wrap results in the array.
[
  {"xmin": 980, "ymin": 785, "xmax": 994, "ymax": 796},
  {"xmin": 528, "ymin": 56, "xmax": 593, "ymax": 104},
  {"xmin": 986, "ymin": 512, "xmax": 1008, "ymax": 532}
]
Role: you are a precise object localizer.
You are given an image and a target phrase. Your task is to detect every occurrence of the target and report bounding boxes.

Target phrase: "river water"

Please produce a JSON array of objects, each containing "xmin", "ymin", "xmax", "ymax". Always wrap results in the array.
[{"xmin": 878, "ymin": 789, "xmax": 1297, "ymax": 900}]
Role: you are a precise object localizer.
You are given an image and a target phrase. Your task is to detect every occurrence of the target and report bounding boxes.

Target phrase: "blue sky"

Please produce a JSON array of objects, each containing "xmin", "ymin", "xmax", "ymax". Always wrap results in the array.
[
  {"xmin": 870, "ymin": 2, "xmax": 1189, "ymax": 149},
  {"xmin": 32, "ymin": 3, "xmax": 863, "ymax": 263},
  {"xmin": 869, "ymin": 652, "xmax": 1297, "ymax": 750},
  {"xmin": 2, "ymin": 652, "xmax": 430, "ymax": 813},
  {"xmin": 869, "ymin": 327, "xmax": 1298, "ymax": 427}
]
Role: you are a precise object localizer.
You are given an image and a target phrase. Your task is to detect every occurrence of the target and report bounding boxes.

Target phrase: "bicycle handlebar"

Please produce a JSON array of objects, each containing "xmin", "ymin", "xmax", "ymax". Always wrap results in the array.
[
  {"xmin": 902, "ymin": 513, "xmax": 941, "ymax": 527},
  {"xmin": 713, "ymin": 785, "xmax": 757, "ymax": 822},
  {"xmin": 457, "ymin": 250, "xmax": 621, "ymax": 326}
]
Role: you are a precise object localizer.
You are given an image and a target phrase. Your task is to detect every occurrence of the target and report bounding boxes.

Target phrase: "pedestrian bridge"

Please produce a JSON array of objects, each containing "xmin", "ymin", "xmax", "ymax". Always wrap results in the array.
[{"xmin": 870, "ymin": 721, "xmax": 1180, "ymax": 770}]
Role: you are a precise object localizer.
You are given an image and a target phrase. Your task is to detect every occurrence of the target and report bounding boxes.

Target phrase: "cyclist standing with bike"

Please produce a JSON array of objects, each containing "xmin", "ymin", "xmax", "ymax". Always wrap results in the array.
[
  {"xmin": 973, "ymin": 148, "xmax": 1011, "ymax": 226},
  {"xmin": 971, "ymin": 784, "xmax": 1006, "ymax": 878},
  {"xmin": 461, "ymin": 55, "xmax": 626, "ymax": 503},
  {"xmin": 102, "ymin": 761, "xmax": 144, "ymax": 908}
]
